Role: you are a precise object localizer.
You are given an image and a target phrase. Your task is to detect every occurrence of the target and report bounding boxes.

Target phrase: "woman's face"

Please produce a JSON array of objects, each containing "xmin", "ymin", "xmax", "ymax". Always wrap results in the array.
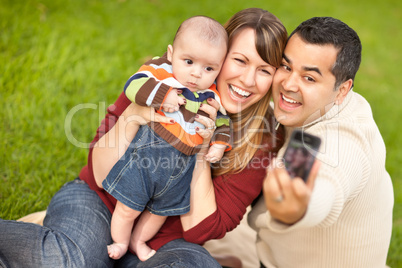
[
  {"xmin": 217, "ymin": 27, "xmax": 276, "ymax": 114},
  {"xmin": 290, "ymin": 148, "xmax": 307, "ymax": 168}
]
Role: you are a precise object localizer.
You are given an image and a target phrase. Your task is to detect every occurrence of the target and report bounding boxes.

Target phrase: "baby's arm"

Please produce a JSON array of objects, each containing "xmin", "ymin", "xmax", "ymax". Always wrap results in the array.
[
  {"xmin": 204, "ymin": 111, "xmax": 231, "ymax": 163},
  {"xmin": 125, "ymin": 56, "xmax": 185, "ymax": 112}
]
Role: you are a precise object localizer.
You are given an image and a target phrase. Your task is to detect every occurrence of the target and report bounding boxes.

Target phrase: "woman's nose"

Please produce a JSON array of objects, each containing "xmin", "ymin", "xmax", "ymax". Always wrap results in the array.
[{"xmin": 240, "ymin": 68, "xmax": 256, "ymax": 87}]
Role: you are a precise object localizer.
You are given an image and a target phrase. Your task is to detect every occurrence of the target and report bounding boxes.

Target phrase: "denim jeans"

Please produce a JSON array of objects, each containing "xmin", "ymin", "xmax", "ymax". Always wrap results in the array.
[
  {"xmin": 0, "ymin": 179, "xmax": 221, "ymax": 268},
  {"xmin": 103, "ymin": 125, "xmax": 196, "ymax": 216},
  {"xmin": 116, "ymin": 239, "xmax": 222, "ymax": 268},
  {"xmin": 0, "ymin": 179, "xmax": 113, "ymax": 268}
]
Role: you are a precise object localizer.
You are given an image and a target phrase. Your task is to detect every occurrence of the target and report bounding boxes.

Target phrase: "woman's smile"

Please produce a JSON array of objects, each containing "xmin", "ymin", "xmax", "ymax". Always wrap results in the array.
[{"xmin": 229, "ymin": 84, "xmax": 252, "ymax": 101}]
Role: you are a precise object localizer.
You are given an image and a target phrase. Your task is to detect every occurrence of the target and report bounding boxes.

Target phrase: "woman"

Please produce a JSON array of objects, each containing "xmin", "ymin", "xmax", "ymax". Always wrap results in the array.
[{"xmin": 0, "ymin": 8, "xmax": 287, "ymax": 268}]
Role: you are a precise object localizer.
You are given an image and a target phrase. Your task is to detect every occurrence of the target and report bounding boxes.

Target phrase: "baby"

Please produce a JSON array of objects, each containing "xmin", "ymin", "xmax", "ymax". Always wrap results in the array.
[{"xmin": 102, "ymin": 15, "xmax": 230, "ymax": 261}]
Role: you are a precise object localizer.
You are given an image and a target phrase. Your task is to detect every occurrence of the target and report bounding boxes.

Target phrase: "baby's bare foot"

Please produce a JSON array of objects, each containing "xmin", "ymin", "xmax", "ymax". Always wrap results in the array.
[
  {"xmin": 107, "ymin": 243, "xmax": 128, "ymax": 260},
  {"xmin": 135, "ymin": 244, "xmax": 156, "ymax": 262}
]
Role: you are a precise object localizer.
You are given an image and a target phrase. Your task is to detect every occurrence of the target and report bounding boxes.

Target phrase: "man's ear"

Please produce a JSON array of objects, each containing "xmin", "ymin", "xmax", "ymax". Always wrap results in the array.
[
  {"xmin": 335, "ymin": 79, "xmax": 353, "ymax": 105},
  {"xmin": 167, "ymin": 45, "xmax": 173, "ymax": 62}
]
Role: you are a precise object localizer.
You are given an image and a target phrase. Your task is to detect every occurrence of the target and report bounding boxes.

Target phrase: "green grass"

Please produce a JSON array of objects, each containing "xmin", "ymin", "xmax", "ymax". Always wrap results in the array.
[{"xmin": 1, "ymin": 0, "xmax": 401, "ymax": 266}]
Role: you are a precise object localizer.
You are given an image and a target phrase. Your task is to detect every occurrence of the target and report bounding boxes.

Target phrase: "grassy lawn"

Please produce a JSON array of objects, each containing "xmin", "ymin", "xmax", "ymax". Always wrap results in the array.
[{"xmin": 1, "ymin": 0, "xmax": 401, "ymax": 266}]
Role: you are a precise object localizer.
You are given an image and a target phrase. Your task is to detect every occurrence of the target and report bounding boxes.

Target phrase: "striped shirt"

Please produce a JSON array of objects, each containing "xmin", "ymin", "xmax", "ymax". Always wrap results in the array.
[{"xmin": 125, "ymin": 54, "xmax": 231, "ymax": 155}]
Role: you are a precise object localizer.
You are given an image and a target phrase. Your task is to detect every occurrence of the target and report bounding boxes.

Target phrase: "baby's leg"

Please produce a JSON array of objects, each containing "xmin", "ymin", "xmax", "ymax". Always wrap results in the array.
[
  {"xmin": 130, "ymin": 209, "xmax": 167, "ymax": 261},
  {"xmin": 108, "ymin": 201, "xmax": 141, "ymax": 260}
]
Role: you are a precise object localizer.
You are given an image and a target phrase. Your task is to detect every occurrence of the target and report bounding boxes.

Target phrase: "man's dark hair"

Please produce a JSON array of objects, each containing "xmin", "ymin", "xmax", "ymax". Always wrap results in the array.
[{"xmin": 289, "ymin": 17, "xmax": 362, "ymax": 90}]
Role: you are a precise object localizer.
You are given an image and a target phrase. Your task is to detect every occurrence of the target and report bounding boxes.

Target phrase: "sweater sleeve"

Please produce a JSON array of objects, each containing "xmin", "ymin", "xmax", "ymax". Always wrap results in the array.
[
  {"xmin": 182, "ymin": 149, "xmax": 272, "ymax": 244},
  {"xmin": 211, "ymin": 113, "xmax": 232, "ymax": 151},
  {"xmin": 263, "ymin": 122, "xmax": 371, "ymax": 232},
  {"xmin": 124, "ymin": 56, "xmax": 173, "ymax": 110}
]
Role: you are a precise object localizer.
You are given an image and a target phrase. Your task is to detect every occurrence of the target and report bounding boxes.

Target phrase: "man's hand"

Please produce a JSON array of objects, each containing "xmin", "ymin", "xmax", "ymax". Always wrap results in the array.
[{"xmin": 263, "ymin": 159, "xmax": 320, "ymax": 224}]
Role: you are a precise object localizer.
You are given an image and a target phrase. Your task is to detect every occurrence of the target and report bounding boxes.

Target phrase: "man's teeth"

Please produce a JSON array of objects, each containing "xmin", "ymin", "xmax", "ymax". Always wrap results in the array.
[
  {"xmin": 231, "ymin": 85, "xmax": 251, "ymax": 97},
  {"xmin": 282, "ymin": 95, "xmax": 298, "ymax": 103}
]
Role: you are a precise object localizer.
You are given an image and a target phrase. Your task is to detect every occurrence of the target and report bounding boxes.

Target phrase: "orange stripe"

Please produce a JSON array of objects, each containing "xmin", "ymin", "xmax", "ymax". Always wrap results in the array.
[
  {"xmin": 139, "ymin": 65, "xmax": 173, "ymax": 79},
  {"xmin": 208, "ymin": 84, "xmax": 220, "ymax": 97},
  {"xmin": 211, "ymin": 141, "xmax": 232, "ymax": 152},
  {"xmin": 162, "ymin": 123, "xmax": 203, "ymax": 147}
]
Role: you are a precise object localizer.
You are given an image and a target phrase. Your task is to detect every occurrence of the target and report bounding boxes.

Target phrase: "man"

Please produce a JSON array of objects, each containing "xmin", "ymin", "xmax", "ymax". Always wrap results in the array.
[{"xmin": 249, "ymin": 17, "xmax": 394, "ymax": 267}]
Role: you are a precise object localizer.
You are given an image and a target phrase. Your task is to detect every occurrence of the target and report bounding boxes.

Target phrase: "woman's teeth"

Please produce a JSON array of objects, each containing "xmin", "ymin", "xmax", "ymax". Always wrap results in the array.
[
  {"xmin": 282, "ymin": 94, "xmax": 298, "ymax": 104},
  {"xmin": 230, "ymin": 85, "xmax": 251, "ymax": 97}
]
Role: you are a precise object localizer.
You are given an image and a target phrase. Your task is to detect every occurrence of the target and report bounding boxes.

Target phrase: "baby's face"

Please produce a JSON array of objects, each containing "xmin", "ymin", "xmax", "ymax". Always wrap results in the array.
[{"xmin": 168, "ymin": 31, "xmax": 227, "ymax": 91}]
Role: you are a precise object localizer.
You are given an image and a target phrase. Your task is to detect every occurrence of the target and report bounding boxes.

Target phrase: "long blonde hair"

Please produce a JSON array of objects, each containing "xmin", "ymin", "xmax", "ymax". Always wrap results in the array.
[{"xmin": 213, "ymin": 8, "xmax": 287, "ymax": 176}]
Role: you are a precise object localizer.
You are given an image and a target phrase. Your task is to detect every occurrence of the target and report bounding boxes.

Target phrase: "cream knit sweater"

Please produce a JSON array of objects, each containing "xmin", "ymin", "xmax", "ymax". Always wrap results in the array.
[{"xmin": 249, "ymin": 90, "xmax": 394, "ymax": 268}]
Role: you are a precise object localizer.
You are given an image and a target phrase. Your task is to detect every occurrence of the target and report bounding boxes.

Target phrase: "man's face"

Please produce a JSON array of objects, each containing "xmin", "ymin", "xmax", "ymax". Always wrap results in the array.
[{"xmin": 272, "ymin": 34, "xmax": 344, "ymax": 127}]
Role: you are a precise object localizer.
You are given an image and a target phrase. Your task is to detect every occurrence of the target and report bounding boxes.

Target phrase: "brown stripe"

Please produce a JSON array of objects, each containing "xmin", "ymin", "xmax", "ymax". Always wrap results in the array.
[
  {"xmin": 212, "ymin": 125, "xmax": 231, "ymax": 144},
  {"xmin": 151, "ymin": 83, "xmax": 171, "ymax": 110},
  {"xmin": 151, "ymin": 123, "xmax": 201, "ymax": 155},
  {"xmin": 180, "ymin": 106, "xmax": 196, "ymax": 122},
  {"xmin": 143, "ymin": 54, "xmax": 169, "ymax": 66},
  {"xmin": 197, "ymin": 110, "xmax": 209, "ymax": 118},
  {"xmin": 134, "ymin": 78, "xmax": 158, "ymax": 107}
]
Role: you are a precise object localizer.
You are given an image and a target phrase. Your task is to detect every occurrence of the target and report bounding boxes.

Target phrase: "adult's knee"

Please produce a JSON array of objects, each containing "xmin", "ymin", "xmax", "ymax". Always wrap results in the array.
[{"xmin": 145, "ymin": 239, "xmax": 221, "ymax": 268}]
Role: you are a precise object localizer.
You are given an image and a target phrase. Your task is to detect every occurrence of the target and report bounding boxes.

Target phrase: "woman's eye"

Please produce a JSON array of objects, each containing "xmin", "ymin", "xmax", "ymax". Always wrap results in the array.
[
  {"xmin": 234, "ymin": 58, "xmax": 245, "ymax": 64},
  {"xmin": 261, "ymin": 69, "xmax": 271, "ymax": 75}
]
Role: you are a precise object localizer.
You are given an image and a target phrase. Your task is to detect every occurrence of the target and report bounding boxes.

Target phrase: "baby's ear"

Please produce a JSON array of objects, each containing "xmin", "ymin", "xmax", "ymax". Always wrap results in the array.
[{"xmin": 167, "ymin": 45, "xmax": 173, "ymax": 62}]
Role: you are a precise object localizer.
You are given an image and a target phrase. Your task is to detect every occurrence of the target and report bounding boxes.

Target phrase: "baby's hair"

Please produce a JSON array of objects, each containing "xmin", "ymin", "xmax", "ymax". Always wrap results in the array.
[{"xmin": 173, "ymin": 16, "xmax": 228, "ymax": 48}]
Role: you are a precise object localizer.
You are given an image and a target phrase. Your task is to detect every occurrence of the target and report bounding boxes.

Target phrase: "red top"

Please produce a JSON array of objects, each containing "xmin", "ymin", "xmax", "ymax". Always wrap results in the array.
[{"xmin": 79, "ymin": 91, "xmax": 283, "ymax": 250}]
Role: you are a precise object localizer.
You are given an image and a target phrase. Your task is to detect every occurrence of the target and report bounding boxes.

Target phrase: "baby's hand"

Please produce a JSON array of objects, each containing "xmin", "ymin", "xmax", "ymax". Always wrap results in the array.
[
  {"xmin": 204, "ymin": 143, "xmax": 226, "ymax": 163},
  {"xmin": 162, "ymin": 89, "xmax": 186, "ymax": 113}
]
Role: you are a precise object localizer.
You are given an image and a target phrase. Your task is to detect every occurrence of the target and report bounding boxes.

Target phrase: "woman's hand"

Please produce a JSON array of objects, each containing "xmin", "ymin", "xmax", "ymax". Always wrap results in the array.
[
  {"xmin": 92, "ymin": 102, "xmax": 175, "ymax": 188},
  {"xmin": 194, "ymin": 98, "xmax": 220, "ymax": 155},
  {"xmin": 263, "ymin": 159, "xmax": 320, "ymax": 224},
  {"xmin": 181, "ymin": 98, "xmax": 220, "ymax": 230}
]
